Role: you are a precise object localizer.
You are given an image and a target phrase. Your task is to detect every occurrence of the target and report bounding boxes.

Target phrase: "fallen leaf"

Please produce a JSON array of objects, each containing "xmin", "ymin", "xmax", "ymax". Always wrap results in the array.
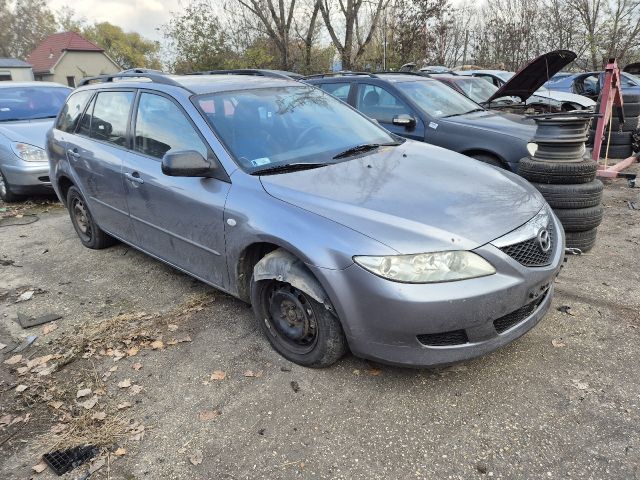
[
  {"xmin": 167, "ymin": 324, "xmax": 179, "ymax": 331},
  {"xmin": 15, "ymin": 384, "xmax": 28, "ymax": 392},
  {"xmin": 199, "ymin": 409, "xmax": 220, "ymax": 422},
  {"xmin": 118, "ymin": 379, "xmax": 132, "ymax": 389},
  {"xmin": 0, "ymin": 415, "xmax": 13, "ymax": 426},
  {"xmin": 17, "ymin": 290, "xmax": 34, "ymax": 302},
  {"xmin": 557, "ymin": 305, "xmax": 575, "ymax": 316},
  {"xmin": 49, "ymin": 401, "xmax": 63, "ymax": 410},
  {"xmin": 552, "ymin": 338, "xmax": 567, "ymax": 348},
  {"xmin": 92, "ymin": 411, "xmax": 107, "ymax": 421},
  {"xmin": 132, "ymin": 363, "xmax": 143, "ymax": 371},
  {"xmin": 290, "ymin": 381, "xmax": 300, "ymax": 393},
  {"xmin": 189, "ymin": 449, "xmax": 203, "ymax": 465},
  {"xmin": 150, "ymin": 340, "xmax": 164, "ymax": 350},
  {"xmin": 32, "ymin": 462, "xmax": 47, "ymax": 473},
  {"xmin": 27, "ymin": 355, "xmax": 53, "ymax": 369},
  {"xmin": 4, "ymin": 354, "xmax": 22, "ymax": 365},
  {"xmin": 77, "ymin": 388, "xmax": 92, "ymax": 398},
  {"xmin": 130, "ymin": 384, "xmax": 143, "ymax": 395},
  {"xmin": 114, "ymin": 447, "xmax": 127, "ymax": 456},
  {"xmin": 37, "ymin": 364, "xmax": 56, "ymax": 376},
  {"xmin": 79, "ymin": 396, "xmax": 99, "ymax": 410},
  {"xmin": 50, "ymin": 423, "xmax": 67, "ymax": 434},
  {"xmin": 117, "ymin": 401, "xmax": 132, "ymax": 410},
  {"xmin": 42, "ymin": 322, "xmax": 58, "ymax": 335},
  {"xmin": 16, "ymin": 366, "xmax": 30, "ymax": 375},
  {"xmin": 366, "ymin": 367, "xmax": 382, "ymax": 376},
  {"xmin": 109, "ymin": 366, "xmax": 118, "ymax": 372},
  {"xmin": 127, "ymin": 346, "xmax": 139, "ymax": 357},
  {"xmin": 89, "ymin": 458, "xmax": 106, "ymax": 474},
  {"xmin": 210, "ymin": 370, "xmax": 226, "ymax": 381},
  {"xmin": 352, "ymin": 369, "xmax": 361, "ymax": 376},
  {"xmin": 243, "ymin": 370, "xmax": 263, "ymax": 378}
]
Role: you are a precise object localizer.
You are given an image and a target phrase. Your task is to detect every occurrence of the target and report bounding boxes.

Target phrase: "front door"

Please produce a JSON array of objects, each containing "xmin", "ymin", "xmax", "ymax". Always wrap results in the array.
[{"xmin": 121, "ymin": 91, "xmax": 230, "ymax": 287}]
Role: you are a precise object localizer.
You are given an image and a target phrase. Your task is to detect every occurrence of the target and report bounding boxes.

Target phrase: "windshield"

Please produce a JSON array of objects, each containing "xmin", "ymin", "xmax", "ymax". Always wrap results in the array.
[
  {"xmin": 0, "ymin": 86, "xmax": 70, "ymax": 122},
  {"xmin": 195, "ymin": 86, "xmax": 398, "ymax": 172},
  {"xmin": 394, "ymin": 80, "xmax": 483, "ymax": 118},
  {"xmin": 496, "ymin": 72, "xmax": 514, "ymax": 82},
  {"xmin": 451, "ymin": 78, "xmax": 498, "ymax": 103}
]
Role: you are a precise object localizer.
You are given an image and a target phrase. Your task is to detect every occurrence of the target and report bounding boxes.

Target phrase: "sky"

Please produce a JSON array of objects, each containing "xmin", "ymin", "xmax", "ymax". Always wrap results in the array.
[{"xmin": 46, "ymin": 0, "xmax": 182, "ymax": 41}]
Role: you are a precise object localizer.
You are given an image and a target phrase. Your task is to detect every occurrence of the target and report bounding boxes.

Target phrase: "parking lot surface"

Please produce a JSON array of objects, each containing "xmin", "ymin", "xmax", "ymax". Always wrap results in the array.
[{"xmin": 1, "ymin": 167, "xmax": 639, "ymax": 480}]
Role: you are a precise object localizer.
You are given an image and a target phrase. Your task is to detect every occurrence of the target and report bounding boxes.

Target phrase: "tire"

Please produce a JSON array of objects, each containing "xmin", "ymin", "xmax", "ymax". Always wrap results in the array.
[
  {"xmin": 66, "ymin": 186, "xmax": 115, "ymax": 249},
  {"xmin": 607, "ymin": 131, "xmax": 633, "ymax": 145},
  {"xmin": 0, "ymin": 169, "xmax": 22, "ymax": 203},
  {"xmin": 468, "ymin": 153, "xmax": 505, "ymax": 169},
  {"xmin": 532, "ymin": 180, "xmax": 603, "ymax": 209},
  {"xmin": 251, "ymin": 277, "xmax": 347, "ymax": 368},
  {"xmin": 565, "ymin": 228, "xmax": 597, "ymax": 252},
  {"xmin": 622, "ymin": 93, "xmax": 640, "ymax": 104},
  {"xmin": 518, "ymin": 157, "xmax": 597, "ymax": 184},
  {"xmin": 554, "ymin": 205, "xmax": 603, "ymax": 232},
  {"xmin": 624, "ymin": 103, "xmax": 640, "ymax": 116},
  {"xmin": 601, "ymin": 143, "xmax": 633, "ymax": 159},
  {"xmin": 610, "ymin": 115, "xmax": 639, "ymax": 131}
]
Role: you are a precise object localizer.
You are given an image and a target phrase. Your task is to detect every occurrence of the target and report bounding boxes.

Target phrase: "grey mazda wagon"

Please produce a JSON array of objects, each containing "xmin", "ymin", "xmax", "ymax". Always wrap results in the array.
[{"xmin": 47, "ymin": 72, "xmax": 564, "ymax": 368}]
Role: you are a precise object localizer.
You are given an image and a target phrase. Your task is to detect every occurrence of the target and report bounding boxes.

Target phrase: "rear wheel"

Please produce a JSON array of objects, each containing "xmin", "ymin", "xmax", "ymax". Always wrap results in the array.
[
  {"xmin": 0, "ymin": 170, "xmax": 22, "ymax": 203},
  {"xmin": 67, "ymin": 186, "xmax": 115, "ymax": 249},
  {"xmin": 251, "ymin": 278, "xmax": 347, "ymax": 368}
]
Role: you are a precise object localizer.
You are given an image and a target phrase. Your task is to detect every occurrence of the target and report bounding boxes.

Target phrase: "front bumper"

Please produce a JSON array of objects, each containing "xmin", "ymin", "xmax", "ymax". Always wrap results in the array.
[
  {"xmin": 312, "ymin": 215, "xmax": 565, "ymax": 368},
  {"xmin": 1, "ymin": 162, "xmax": 52, "ymax": 193}
]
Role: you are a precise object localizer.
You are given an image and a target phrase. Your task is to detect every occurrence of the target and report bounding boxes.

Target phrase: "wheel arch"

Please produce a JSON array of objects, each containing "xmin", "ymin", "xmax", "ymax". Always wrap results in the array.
[
  {"xmin": 56, "ymin": 175, "xmax": 75, "ymax": 206},
  {"xmin": 461, "ymin": 149, "xmax": 508, "ymax": 168}
]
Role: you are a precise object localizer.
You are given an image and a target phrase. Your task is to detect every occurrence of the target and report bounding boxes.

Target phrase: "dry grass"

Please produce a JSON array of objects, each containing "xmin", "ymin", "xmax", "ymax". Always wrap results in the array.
[{"xmin": 46, "ymin": 412, "xmax": 130, "ymax": 451}]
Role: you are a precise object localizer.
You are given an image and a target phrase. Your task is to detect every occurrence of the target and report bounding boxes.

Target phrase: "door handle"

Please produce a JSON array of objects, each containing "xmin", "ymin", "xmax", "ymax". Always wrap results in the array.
[
  {"xmin": 124, "ymin": 171, "xmax": 144, "ymax": 185},
  {"xmin": 67, "ymin": 148, "xmax": 80, "ymax": 159}
]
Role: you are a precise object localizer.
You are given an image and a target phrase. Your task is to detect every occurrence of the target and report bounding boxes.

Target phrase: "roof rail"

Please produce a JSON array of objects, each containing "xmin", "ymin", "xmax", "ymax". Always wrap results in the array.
[
  {"xmin": 374, "ymin": 71, "xmax": 430, "ymax": 77},
  {"xmin": 301, "ymin": 71, "xmax": 378, "ymax": 80},
  {"xmin": 77, "ymin": 72, "xmax": 193, "ymax": 92},
  {"xmin": 186, "ymin": 69, "xmax": 292, "ymax": 79}
]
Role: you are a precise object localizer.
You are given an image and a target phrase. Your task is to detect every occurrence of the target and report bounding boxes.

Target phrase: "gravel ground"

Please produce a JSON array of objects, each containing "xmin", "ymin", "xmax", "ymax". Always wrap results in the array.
[{"xmin": 1, "ymin": 166, "xmax": 639, "ymax": 480}]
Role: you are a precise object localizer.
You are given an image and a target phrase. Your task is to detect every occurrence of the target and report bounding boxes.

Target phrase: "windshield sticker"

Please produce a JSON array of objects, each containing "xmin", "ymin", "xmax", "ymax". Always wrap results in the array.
[
  {"xmin": 429, "ymin": 122, "xmax": 438, "ymax": 129},
  {"xmin": 251, "ymin": 157, "xmax": 271, "ymax": 167}
]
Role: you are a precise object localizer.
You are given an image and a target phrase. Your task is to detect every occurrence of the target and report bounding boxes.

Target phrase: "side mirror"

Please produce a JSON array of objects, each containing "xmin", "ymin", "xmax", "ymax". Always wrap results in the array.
[
  {"xmin": 392, "ymin": 114, "xmax": 416, "ymax": 129},
  {"xmin": 161, "ymin": 150, "xmax": 216, "ymax": 177}
]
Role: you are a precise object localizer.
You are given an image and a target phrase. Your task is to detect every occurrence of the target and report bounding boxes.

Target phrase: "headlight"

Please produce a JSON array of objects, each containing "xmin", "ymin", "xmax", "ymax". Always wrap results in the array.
[
  {"xmin": 11, "ymin": 142, "xmax": 48, "ymax": 162},
  {"xmin": 353, "ymin": 251, "xmax": 496, "ymax": 283},
  {"xmin": 526, "ymin": 143, "xmax": 538, "ymax": 156}
]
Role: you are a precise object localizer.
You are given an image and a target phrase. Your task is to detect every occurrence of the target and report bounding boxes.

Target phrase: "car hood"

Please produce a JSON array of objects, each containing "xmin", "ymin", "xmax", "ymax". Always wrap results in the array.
[
  {"xmin": 0, "ymin": 118, "xmax": 54, "ymax": 148},
  {"xmin": 533, "ymin": 88, "xmax": 596, "ymax": 107},
  {"xmin": 259, "ymin": 141, "xmax": 544, "ymax": 253},
  {"xmin": 442, "ymin": 110, "xmax": 536, "ymax": 140},
  {"xmin": 487, "ymin": 49, "xmax": 577, "ymax": 103}
]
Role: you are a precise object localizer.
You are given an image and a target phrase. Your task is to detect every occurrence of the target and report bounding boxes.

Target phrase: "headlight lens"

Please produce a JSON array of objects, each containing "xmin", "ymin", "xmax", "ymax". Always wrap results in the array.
[
  {"xmin": 11, "ymin": 142, "xmax": 48, "ymax": 162},
  {"xmin": 353, "ymin": 251, "xmax": 496, "ymax": 283},
  {"xmin": 526, "ymin": 142, "xmax": 538, "ymax": 156}
]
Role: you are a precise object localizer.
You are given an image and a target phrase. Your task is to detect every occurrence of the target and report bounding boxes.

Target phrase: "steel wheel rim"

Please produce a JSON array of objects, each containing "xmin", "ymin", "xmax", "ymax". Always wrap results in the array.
[
  {"xmin": 266, "ymin": 283, "xmax": 318, "ymax": 354},
  {"xmin": 72, "ymin": 197, "xmax": 92, "ymax": 241}
]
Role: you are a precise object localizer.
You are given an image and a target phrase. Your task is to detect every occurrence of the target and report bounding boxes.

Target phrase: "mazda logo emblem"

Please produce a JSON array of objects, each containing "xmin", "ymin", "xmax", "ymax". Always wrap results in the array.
[{"xmin": 537, "ymin": 228, "xmax": 551, "ymax": 253}]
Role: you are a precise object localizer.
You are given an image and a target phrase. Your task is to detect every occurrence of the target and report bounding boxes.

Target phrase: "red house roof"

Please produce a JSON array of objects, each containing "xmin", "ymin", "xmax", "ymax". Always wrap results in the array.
[{"xmin": 26, "ymin": 32, "xmax": 104, "ymax": 74}]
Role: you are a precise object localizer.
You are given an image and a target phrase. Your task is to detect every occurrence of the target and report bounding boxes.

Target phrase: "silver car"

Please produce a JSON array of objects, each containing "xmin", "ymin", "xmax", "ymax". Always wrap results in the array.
[
  {"xmin": 0, "ymin": 82, "xmax": 71, "ymax": 201},
  {"xmin": 47, "ymin": 72, "xmax": 564, "ymax": 368}
]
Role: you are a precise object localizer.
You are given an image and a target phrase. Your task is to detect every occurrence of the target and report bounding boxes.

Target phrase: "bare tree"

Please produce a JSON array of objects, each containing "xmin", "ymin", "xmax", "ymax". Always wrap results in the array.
[{"xmin": 568, "ymin": 0, "xmax": 604, "ymax": 69}]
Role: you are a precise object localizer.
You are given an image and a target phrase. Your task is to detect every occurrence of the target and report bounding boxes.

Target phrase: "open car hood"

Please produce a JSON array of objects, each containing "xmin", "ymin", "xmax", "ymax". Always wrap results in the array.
[{"xmin": 487, "ymin": 50, "xmax": 577, "ymax": 104}]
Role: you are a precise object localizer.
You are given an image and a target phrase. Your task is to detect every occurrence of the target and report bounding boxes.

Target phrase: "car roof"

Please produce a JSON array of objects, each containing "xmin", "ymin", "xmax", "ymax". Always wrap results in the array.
[
  {"xmin": 0, "ymin": 81, "xmax": 71, "ymax": 89},
  {"xmin": 77, "ymin": 73, "xmax": 302, "ymax": 95}
]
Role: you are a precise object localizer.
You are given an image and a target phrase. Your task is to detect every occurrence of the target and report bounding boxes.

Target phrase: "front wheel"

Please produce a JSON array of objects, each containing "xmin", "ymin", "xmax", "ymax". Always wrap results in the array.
[
  {"xmin": 66, "ymin": 186, "xmax": 115, "ymax": 249},
  {"xmin": 468, "ymin": 153, "xmax": 504, "ymax": 168},
  {"xmin": 251, "ymin": 279, "xmax": 347, "ymax": 368},
  {"xmin": 0, "ymin": 170, "xmax": 22, "ymax": 203}
]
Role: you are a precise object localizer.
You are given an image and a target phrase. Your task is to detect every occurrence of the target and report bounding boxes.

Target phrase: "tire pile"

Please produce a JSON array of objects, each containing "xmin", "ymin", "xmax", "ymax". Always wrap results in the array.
[
  {"xmin": 587, "ymin": 93, "xmax": 640, "ymax": 159},
  {"xmin": 519, "ymin": 116, "xmax": 602, "ymax": 252}
]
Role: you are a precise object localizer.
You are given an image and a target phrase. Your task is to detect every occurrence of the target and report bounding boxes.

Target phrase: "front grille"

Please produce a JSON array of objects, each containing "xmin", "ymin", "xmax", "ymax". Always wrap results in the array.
[
  {"xmin": 493, "ymin": 292, "xmax": 547, "ymax": 334},
  {"xmin": 500, "ymin": 224, "xmax": 554, "ymax": 267},
  {"xmin": 417, "ymin": 329, "xmax": 469, "ymax": 347}
]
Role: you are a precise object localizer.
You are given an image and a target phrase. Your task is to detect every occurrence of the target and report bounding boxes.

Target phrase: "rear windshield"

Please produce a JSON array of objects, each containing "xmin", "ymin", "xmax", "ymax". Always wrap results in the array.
[
  {"xmin": 451, "ymin": 78, "xmax": 498, "ymax": 103},
  {"xmin": 195, "ymin": 86, "xmax": 396, "ymax": 172},
  {"xmin": 395, "ymin": 80, "xmax": 483, "ymax": 118},
  {"xmin": 0, "ymin": 86, "xmax": 70, "ymax": 122}
]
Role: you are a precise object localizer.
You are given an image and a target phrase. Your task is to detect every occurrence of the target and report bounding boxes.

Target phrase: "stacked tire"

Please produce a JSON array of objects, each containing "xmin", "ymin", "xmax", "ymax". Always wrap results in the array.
[
  {"xmin": 519, "ymin": 116, "xmax": 602, "ymax": 252},
  {"xmin": 587, "ymin": 93, "xmax": 640, "ymax": 159}
]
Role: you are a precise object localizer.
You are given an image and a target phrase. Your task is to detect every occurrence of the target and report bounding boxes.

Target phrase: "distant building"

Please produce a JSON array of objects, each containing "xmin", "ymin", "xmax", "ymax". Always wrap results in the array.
[
  {"xmin": 26, "ymin": 32, "xmax": 120, "ymax": 87},
  {"xmin": 0, "ymin": 58, "xmax": 34, "ymax": 81}
]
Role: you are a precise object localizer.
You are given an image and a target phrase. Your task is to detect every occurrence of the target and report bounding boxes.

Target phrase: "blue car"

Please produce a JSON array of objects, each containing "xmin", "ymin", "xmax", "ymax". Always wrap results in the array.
[
  {"xmin": 0, "ymin": 82, "xmax": 71, "ymax": 201},
  {"xmin": 544, "ymin": 71, "xmax": 640, "ymax": 100}
]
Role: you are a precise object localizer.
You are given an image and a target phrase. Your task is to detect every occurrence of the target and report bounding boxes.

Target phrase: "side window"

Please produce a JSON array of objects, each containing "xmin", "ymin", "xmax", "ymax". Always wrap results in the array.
[
  {"xmin": 319, "ymin": 83, "xmax": 351, "ymax": 102},
  {"xmin": 356, "ymin": 84, "xmax": 412, "ymax": 123},
  {"xmin": 90, "ymin": 91, "xmax": 134, "ymax": 147},
  {"xmin": 77, "ymin": 95, "xmax": 96, "ymax": 137},
  {"xmin": 134, "ymin": 93, "xmax": 208, "ymax": 160},
  {"xmin": 56, "ymin": 90, "xmax": 93, "ymax": 133}
]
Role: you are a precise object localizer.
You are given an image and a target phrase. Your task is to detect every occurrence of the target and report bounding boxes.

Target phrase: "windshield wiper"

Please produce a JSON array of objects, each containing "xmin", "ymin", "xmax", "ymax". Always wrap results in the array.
[
  {"xmin": 251, "ymin": 162, "xmax": 330, "ymax": 176},
  {"xmin": 332, "ymin": 142, "xmax": 400, "ymax": 160},
  {"xmin": 441, "ymin": 108, "xmax": 485, "ymax": 118}
]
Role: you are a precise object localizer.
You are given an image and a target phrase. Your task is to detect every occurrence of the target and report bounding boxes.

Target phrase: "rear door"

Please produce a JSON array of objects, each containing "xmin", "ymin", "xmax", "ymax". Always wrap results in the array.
[
  {"xmin": 121, "ymin": 91, "xmax": 231, "ymax": 287},
  {"xmin": 66, "ymin": 90, "xmax": 136, "ymax": 241},
  {"xmin": 354, "ymin": 83, "xmax": 425, "ymax": 140}
]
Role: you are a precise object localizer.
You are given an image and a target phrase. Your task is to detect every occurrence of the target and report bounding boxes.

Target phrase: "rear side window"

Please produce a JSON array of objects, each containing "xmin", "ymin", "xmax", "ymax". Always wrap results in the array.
[
  {"xmin": 133, "ymin": 93, "xmax": 208, "ymax": 160},
  {"xmin": 356, "ymin": 84, "xmax": 412, "ymax": 123},
  {"xmin": 319, "ymin": 83, "xmax": 351, "ymax": 102},
  {"xmin": 57, "ymin": 90, "xmax": 93, "ymax": 133},
  {"xmin": 89, "ymin": 91, "xmax": 134, "ymax": 147}
]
